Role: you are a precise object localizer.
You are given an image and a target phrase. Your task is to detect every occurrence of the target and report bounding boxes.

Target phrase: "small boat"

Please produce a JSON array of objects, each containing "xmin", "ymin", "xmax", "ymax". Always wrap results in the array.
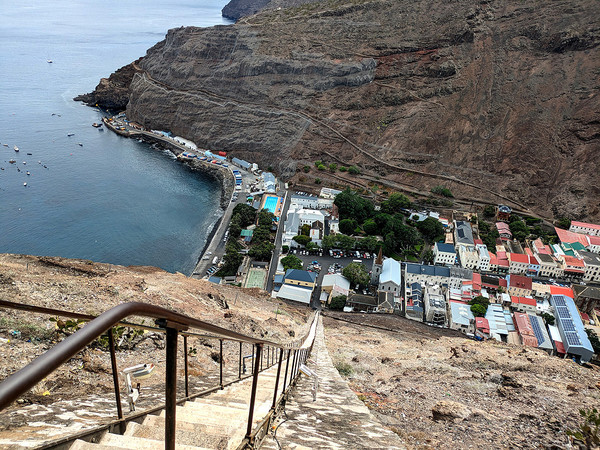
[
  {"xmin": 3, "ymin": 144, "xmax": 8, "ymax": 147},
  {"xmin": 47, "ymin": 60, "xmax": 52, "ymax": 63},
  {"xmin": 14, "ymin": 145, "xmax": 19, "ymax": 152},
  {"xmin": 67, "ymin": 133, "xmax": 75, "ymax": 137},
  {"xmin": 92, "ymin": 122, "xmax": 102, "ymax": 128},
  {"xmin": 22, "ymin": 161, "xmax": 26, "ymax": 165},
  {"xmin": 27, "ymin": 153, "xmax": 32, "ymax": 155},
  {"xmin": 26, "ymin": 171, "xmax": 30, "ymax": 175},
  {"xmin": 8, "ymin": 159, "xmax": 15, "ymax": 164},
  {"xmin": 23, "ymin": 182, "xmax": 27, "ymax": 186},
  {"xmin": 78, "ymin": 143, "xmax": 83, "ymax": 147}
]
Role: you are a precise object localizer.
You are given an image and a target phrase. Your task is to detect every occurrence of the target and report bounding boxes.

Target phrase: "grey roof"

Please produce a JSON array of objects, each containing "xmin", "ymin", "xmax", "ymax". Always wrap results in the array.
[
  {"xmin": 276, "ymin": 284, "xmax": 312, "ymax": 304},
  {"xmin": 498, "ymin": 205, "xmax": 512, "ymax": 213},
  {"xmin": 232, "ymin": 157, "xmax": 251, "ymax": 169},
  {"xmin": 347, "ymin": 293, "xmax": 378, "ymax": 307},
  {"xmin": 284, "ymin": 269, "xmax": 317, "ymax": 284},
  {"xmin": 550, "ymin": 294, "xmax": 594, "ymax": 362},
  {"xmin": 208, "ymin": 276, "xmax": 222, "ymax": 285},
  {"xmin": 455, "ymin": 221, "xmax": 474, "ymax": 245},
  {"xmin": 284, "ymin": 212, "xmax": 300, "ymax": 234},
  {"xmin": 536, "ymin": 253, "xmax": 556, "ymax": 263},
  {"xmin": 435, "ymin": 242, "xmax": 456, "ymax": 254},
  {"xmin": 580, "ymin": 250, "xmax": 600, "ymax": 266},
  {"xmin": 405, "ymin": 263, "xmax": 450, "ymax": 278},
  {"xmin": 573, "ymin": 284, "xmax": 600, "ymax": 300},
  {"xmin": 528, "ymin": 314, "xmax": 554, "ymax": 350},
  {"xmin": 380, "ymin": 258, "xmax": 402, "ymax": 286},
  {"xmin": 450, "ymin": 267, "xmax": 473, "ymax": 280}
]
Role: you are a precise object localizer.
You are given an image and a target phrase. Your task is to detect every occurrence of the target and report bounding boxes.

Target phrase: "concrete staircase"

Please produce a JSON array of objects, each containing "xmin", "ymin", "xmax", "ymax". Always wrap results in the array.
[{"xmin": 70, "ymin": 362, "xmax": 287, "ymax": 450}]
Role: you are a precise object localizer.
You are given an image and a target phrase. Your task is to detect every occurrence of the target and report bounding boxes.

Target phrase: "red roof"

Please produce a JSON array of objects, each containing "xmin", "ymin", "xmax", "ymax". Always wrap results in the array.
[
  {"xmin": 489, "ymin": 253, "xmax": 498, "ymax": 265},
  {"xmin": 497, "ymin": 251, "xmax": 507, "ymax": 258},
  {"xmin": 509, "ymin": 275, "xmax": 532, "ymax": 290},
  {"xmin": 528, "ymin": 255, "xmax": 539, "ymax": 265},
  {"xmin": 511, "ymin": 296, "xmax": 536, "ymax": 307},
  {"xmin": 476, "ymin": 317, "xmax": 490, "ymax": 334},
  {"xmin": 499, "ymin": 278, "xmax": 508, "ymax": 288},
  {"xmin": 525, "ymin": 248, "xmax": 533, "ymax": 256},
  {"xmin": 581, "ymin": 312, "xmax": 590, "ymax": 322},
  {"xmin": 496, "ymin": 222, "xmax": 511, "ymax": 232},
  {"xmin": 550, "ymin": 285, "xmax": 574, "ymax": 297},
  {"xmin": 513, "ymin": 312, "xmax": 538, "ymax": 348},
  {"xmin": 555, "ymin": 227, "xmax": 590, "ymax": 246},
  {"xmin": 571, "ymin": 220, "xmax": 600, "ymax": 232},
  {"xmin": 474, "ymin": 238, "xmax": 484, "ymax": 245},
  {"xmin": 589, "ymin": 235, "xmax": 600, "ymax": 246},
  {"xmin": 563, "ymin": 255, "xmax": 585, "ymax": 268},
  {"xmin": 555, "ymin": 340, "xmax": 566, "ymax": 354},
  {"xmin": 472, "ymin": 273, "xmax": 481, "ymax": 284},
  {"xmin": 509, "ymin": 253, "xmax": 529, "ymax": 264}
]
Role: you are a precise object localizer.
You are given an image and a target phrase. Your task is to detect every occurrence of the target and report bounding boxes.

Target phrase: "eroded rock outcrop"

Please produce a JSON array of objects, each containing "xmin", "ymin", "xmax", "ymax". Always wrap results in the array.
[{"xmin": 79, "ymin": 0, "xmax": 600, "ymax": 221}]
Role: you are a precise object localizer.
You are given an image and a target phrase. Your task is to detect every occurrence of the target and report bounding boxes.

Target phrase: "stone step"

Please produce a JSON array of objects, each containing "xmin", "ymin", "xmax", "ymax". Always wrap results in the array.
[
  {"xmin": 70, "ymin": 439, "xmax": 127, "ymax": 450},
  {"xmin": 128, "ymin": 415, "xmax": 233, "ymax": 449},
  {"xmin": 159, "ymin": 406, "xmax": 246, "ymax": 426},
  {"xmin": 100, "ymin": 432, "xmax": 208, "ymax": 450},
  {"xmin": 184, "ymin": 400, "xmax": 248, "ymax": 413},
  {"xmin": 192, "ymin": 397, "xmax": 248, "ymax": 409}
]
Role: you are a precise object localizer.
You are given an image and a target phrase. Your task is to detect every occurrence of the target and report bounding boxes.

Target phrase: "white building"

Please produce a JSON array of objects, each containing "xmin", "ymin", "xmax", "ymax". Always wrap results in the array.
[
  {"xmin": 508, "ymin": 253, "xmax": 529, "ymax": 275},
  {"xmin": 569, "ymin": 221, "xmax": 600, "ymax": 237},
  {"xmin": 458, "ymin": 245, "xmax": 479, "ymax": 270},
  {"xmin": 290, "ymin": 193, "xmax": 319, "ymax": 209},
  {"xmin": 433, "ymin": 242, "xmax": 456, "ymax": 266},
  {"xmin": 378, "ymin": 258, "xmax": 402, "ymax": 294},
  {"xmin": 476, "ymin": 243, "xmax": 490, "ymax": 272},
  {"xmin": 537, "ymin": 253, "xmax": 563, "ymax": 278},
  {"xmin": 319, "ymin": 187, "xmax": 342, "ymax": 199},
  {"xmin": 424, "ymin": 285, "xmax": 447, "ymax": 326},
  {"xmin": 581, "ymin": 251, "xmax": 600, "ymax": 283}
]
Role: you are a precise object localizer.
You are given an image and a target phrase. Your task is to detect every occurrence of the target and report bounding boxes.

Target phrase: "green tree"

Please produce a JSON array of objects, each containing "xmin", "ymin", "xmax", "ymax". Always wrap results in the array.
[
  {"xmin": 541, "ymin": 312, "xmax": 555, "ymax": 326},
  {"xmin": 416, "ymin": 217, "xmax": 444, "ymax": 243},
  {"xmin": 306, "ymin": 241, "xmax": 319, "ymax": 251},
  {"xmin": 303, "ymin": 165, "xmax": 311, "ymax": 173},
  {"xmin": 281, "ymin": 245, "xmax": 289, "ymax": 254},
  {"xmin": 586, "ymin": 328, "xmax": 600, "ymax": 354},
  {"xmin": 342, "ymin": 262, "xmax": 370, "ymax": 288},
  {"xmin": 431, "ymin": 185, "xmax": 453, "ymax": 198},
  {"xmin": 300, "ymin": 224, "xmax": 311, "ymax": 236},
  {"xmin": 423, "ymin": 249, "xmax": 434, "ymax": 265},
  {"xmin": 556, "ymin": 217, "xmax": 571, "ymax": 230},
  {"xmin": 249, "ymin": 241, "xmax": 275, "ymax": 261},
  {"xmin": 566, "ymin": 408, "xmax": 600, "ymax": 448},
  {"xmin": 314, "ymin": 160, "xmax": 322, "ymax": 167},
  {"xmin": 232, "ymin": 203, "xmax": 257, "ymax": 227},
  {"xmin": 339, "ymin": 166, "xmax": 348, "ymax": 172},
  {"xmin": 329, "ymin": 295, "xmax": 347, "ymax": 311},
  {"xmin": 358, "ymin": 235, "xmax": 380, "ymax": 252},
  {"xmin": 337, "ymin": 234, "xmax": 356, "ymax": 251},
  {"xmin": 321, "ymin": 234, "xmax": 337, "ymax": 251},
  {"xmin": 281, "ymin": 254, "xmax": 303, "ymax": 271},
  {"xmin": 362, "ymin": 219, "xmax": 379, "ymax": 236},
  {"xmin": 509, "ymin": 220, "xmax": 529, "ymax": 242},
  {"xmin": 381, "ymin": 193, "xmax": 411, "ymax": 214},
  {"xmin": 329, "ymin": 163, "xmax": 337, "ymax": 172},
  {"xmin": 293, "ymin": 235, "xmax": 312, "ymax": 246},
  {"xmin": 470, "ymin": 303, "xmax": 487, "ymax": 317},
  {"xmin": 483, "ymin": 205, "xmax": 496, "ymax": 219},
  {"xmin": 348, "ymin": 165, "xmax": 360, "ymax": 175},
  {"xmin": 252, "ymin": 226, "xmax": 271, "ymax": 244},
  {"xmin": 334, "ymin": 188, "xmax": 375, "ymax": 223},
  {"xmin": 257, "ymin": 210, "xmax": 276, "ymax": 227},
  {"xmin": 339, "ymin": 218, "xmax": 358, "ymax": 235},
  {"xmin": 315, "ymin": 178, "xmax": 322, "ymax": 184}
]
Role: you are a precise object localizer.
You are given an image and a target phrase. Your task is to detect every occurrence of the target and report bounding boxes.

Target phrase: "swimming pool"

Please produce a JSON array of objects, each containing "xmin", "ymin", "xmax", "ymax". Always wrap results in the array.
[{"xmin": 263, "ymin": 195, "xmax": 279, "ymax": 214}]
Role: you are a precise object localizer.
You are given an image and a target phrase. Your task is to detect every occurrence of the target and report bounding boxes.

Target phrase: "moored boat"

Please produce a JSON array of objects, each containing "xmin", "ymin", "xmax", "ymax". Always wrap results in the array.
[
  {"xmin": 13, "ymin": 145, "xmax": 19, "ymax": 152},
  {"xmin": 92, "ymin": 122, "xmax": 102, "ymax": 128}
]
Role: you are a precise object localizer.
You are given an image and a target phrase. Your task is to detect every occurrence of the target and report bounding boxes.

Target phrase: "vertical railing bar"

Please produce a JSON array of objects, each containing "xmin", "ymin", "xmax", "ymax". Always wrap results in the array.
[
  {"xmin": 183, "ymin": 335, "xmax": 189, "ymax": 398},
  {"xmin": 165, "ymin": 327, "xmax": 178, "ymax": 450},
  {"xmin": 219, "ymin": 339, "xmax": 224, "ymax": 389},
  {"xmin": 107, "ymin": 328, "xmax": 123, "ymax": 425},
  {"xmin": 238, "ymin": 341, "xmax": 242, "ymax": 379},
  {"xmin": 271, "ymin": 348, "xmax": 284, "ymax": 410},
  {"xmin": 245, "ymin": 343, "xmax": 263, "ymax": 440},
  {"xmin": 281, "ymin": 349, "xmax": 291, "ymax": 393},
  {"xmin": 251, "ymin": 344, "xmax": 254, "ymax": 374},
  {"xmin": 260, "ymin": 346, "xmax": 263, "ymax": 372}
]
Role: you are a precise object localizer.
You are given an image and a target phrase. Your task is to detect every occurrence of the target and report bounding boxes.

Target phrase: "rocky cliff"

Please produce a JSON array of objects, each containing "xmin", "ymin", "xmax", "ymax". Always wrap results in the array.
[{"xmin": 79, "ymin": 0, "xmax": 600, "ymax": 221}]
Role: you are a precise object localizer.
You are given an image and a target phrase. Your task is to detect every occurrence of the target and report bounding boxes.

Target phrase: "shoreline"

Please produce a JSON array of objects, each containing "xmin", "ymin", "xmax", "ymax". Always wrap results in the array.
[{"xmin": 103, "ymin": 117, "xmax": 237, "ymax": 276}]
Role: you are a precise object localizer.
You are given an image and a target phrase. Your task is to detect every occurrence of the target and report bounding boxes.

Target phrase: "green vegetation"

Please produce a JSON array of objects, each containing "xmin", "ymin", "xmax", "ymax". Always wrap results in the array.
[
  {"xmin": 556, "ymin": 216, "xmax": 571, "ymax": 230},
  {"xmin": 334, "ymin": 189, "xmax": 375, "ymax": 224},
  {"xmin": 483, "ymin": 205, "xmax": 496, "ymax": 219},
  {"xmin": 347, "ymin": 165, "xmax": 361, "ymax": 175},
  {"xmin": 566, "ymin": 408, "xmax": 600, "ymax": 448},
  {"xmin": 342, "ymin": 262, "xmax": 370, "ymax": 288},
  {"xmin": 248, "ymin": 241, "xmax": 275, "ymax": 261},
  {"xmin": 303, "ymin": 165, "xmax": 311, "ymax": 173},
  {"xmin": 293, "ymin": 234, "xmax": 312, "ymax": 246},
  {"xmin": 380, "ymin": 193, "xmax": 411, "ymax": 214},
  {"xmin": 541, "ymin": 312, "xmax": 555, "ymax": 326},
  {"xmin": 416, "ymin": 217, "xmax": 444, "ymax": 243},
  {"xmin": 339, "ymin": 166, "xmax": 348, "ymax": 172},
  {"xmin": 0, "ymin": 316, "xmax": 54, "ymax": 341},
  {"xmin": 281, "ymin": 245, "xmax": 289, "ymax": 254},
  {"xmin": 469, "ymin": 295, "xmax": 490, "ymax": 317},
  {"xmin": 431, "ymin": 185, "xmax": 454, "ymax": 198},
  {"xmin": 334, "ymin": 360, "xmax": 354, "ymax": 377},
  {"xmin": 339, "ymin": 218, "xmax": 359, "ymax": 235},
  {"xmin": 315, "ymin": 178, "xmax": 322, "ymax": 184},
  {"xmin": 329, "ymin": 163, "xmax": 337, "ymax": 172},
  {"xmin": 329, "ymin": 295, "xmax": 347, "ymax": 311},
  {"xmin": 281, "ymin": 254, "xmax": 303, "ymax": 271},
  {"xmin": 585, "ymin": 328, "xmax": 600, "ymax": 354}
]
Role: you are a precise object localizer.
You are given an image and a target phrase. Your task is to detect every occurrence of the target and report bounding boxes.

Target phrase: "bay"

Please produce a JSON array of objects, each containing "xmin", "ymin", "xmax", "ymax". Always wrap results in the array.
[{"xmin": 0, "ymin": 0, "xmax": 233, "ymax": 275}]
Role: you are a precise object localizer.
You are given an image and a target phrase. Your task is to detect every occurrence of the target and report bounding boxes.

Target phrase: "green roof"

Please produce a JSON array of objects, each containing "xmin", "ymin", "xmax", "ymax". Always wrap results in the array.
[{"xmin": 240, "ymin": 229, "xmax": 254, "ymax": 237}]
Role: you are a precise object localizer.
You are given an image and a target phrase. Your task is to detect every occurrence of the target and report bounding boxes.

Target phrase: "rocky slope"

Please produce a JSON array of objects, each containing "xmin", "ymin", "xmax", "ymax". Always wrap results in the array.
[
  {"xmin": 79, "ymin": 0, "xmax": 600, "ymax": 221},
  {"xmin": 323, "ymin": 313, "xmax": 600, "ymax": 449}
]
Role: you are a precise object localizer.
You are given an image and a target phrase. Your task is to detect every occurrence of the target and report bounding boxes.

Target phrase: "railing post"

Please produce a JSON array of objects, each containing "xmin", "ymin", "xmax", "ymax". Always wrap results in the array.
[
  {"xmin": 238, "ymin": 341, "xmax": 242, "ymax": 379},
  {"xmin": 291, "ymin": 350, "xmax": 298, "ymax": 381},
  {"xmin": 251, "ymin": 345, "xmax": 254, "ymax": 373},
  {"xmin": 281, "ymin": 349, "xmax": 291, "ymax": 393},
  {"xmin": 183, "ymin": 335, "xmax": 189, "ymax": 398},
  {"xmin": 260, "ymin": 346, "xmax": 263, "ymax": 371},
  {"xmin": 271, "ymin": 348, "xmax": 284, "ymax": 410},
  {"xmin": 107, "ymin": 328, "xmax": 123, "ymax": 426},
  {"xmin": 219, "ymin": 339, "xmax": 224, "ymax": 389},
  {"xmin": 245, "ymin": 343, "xmax": 263, "ymax": 441},
  {"xmin": 165, "ymin": 327, "xmax": 178, "ymax": 450}
]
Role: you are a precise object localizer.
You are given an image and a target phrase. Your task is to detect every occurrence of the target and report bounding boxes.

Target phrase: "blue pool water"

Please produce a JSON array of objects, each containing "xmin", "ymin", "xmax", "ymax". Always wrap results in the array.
[{"xmin": 263, "ymin": 196, "xmax": 279, "ymax": 214}]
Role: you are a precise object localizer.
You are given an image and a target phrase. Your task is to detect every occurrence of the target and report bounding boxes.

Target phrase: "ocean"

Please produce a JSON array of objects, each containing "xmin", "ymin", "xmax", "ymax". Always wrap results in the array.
[{"xmin": 0, "ymin": 0, "xmax": 233, "ymax": 275}]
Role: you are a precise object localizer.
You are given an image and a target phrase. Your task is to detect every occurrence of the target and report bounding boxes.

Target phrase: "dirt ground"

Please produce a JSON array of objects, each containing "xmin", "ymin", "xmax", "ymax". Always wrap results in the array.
[
  {"xmin": 0, "ymin": 254, "xmax": 312, "ymax": 444},
  {"xmin": 323, "ymin": 313, "xmax": 600, "ymax": 449}
]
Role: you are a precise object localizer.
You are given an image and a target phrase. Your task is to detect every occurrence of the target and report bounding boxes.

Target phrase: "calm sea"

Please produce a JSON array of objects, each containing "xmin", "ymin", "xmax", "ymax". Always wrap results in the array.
[{"xmin": 0, "ymin": 1, "xmax": 233, "ymax": 275}]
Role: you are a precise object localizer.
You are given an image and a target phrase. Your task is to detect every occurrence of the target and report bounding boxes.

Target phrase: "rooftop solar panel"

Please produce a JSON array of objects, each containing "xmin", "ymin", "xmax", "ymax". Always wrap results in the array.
[
  {"xmin": 530, "ymin": 316, "xmax": 545, "ymax": 345},
  {"xmin": 553, "ymin": 296, "xmax": 567, "ymax": 307},
  {"xmin": 556, "ymin": 306, "xmax": 571, "ymax": 319},
  {"xmin": 562, "ymin": 320, "xmax": 576, "ymax": 332},
  {"xmin": 565, "ymin": 332, "xmax": 581, "ymax": 346}
]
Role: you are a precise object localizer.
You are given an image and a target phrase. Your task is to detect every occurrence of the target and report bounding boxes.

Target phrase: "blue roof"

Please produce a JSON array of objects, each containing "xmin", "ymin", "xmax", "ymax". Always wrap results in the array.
[
  {"xmin": 435, "ymin": 242, "xmax": 456, "ymax": 254},
  {"xmin": 284, "ymin": 269, "xmax": 316, "ymax": 284},
  {"xmin": 208, "ymin": 276, "xmax": 222, "ymax": 284},
  {"xmin": 405, "ymin": 263, "xmax": 450, "ymax": 278},
  {"xmin": 380, "ymin": 258, "xmax": 401, "ymax": 286},
  {"xmin": 550, "ymin": 295, "xmax": 594, "ymax": 362}
]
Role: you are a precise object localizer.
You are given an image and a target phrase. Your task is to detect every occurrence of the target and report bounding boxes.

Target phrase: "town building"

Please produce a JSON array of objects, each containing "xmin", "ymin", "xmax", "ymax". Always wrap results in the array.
[
  {"xmin": 423, "ymin": 285, "xmax": 447, "ymax": 326},
  {"xmin": 405, "ymin": 263, "xmax": 450, "ymax": 287},
  {"xmin": 569, "ymin": 220, "xmax": 600, "ymax": 237},
  {"xmin": 433, "ymin": 242, "xmax": 456, "ymax": 266},
  {"xmin": 346, "ymin": 293, "xmax": 378, "ymax": 312},
  {"xmin": 319, "ymin": 187, "xmax": 342, "ymax": 199},
  {"xmin": 510, "ymin": 296, "xmax": 537, "ymax": 314},
  {"xmin": 496, "ymin": 222, "xmax": 512, "ymax": 240},
  {"xmin": 496, "ymin": 204, "xmax": 512, "ymax": 222},
  {"xmin": 587, "ymin": 235, "xmax": 600, "ymax": 253},
  {"xmin": 458, "ymin": 245, "xmax": 479, "ymax": 270},
  {"xmin": 378, "ymin": 258, "xmax": 402, "ymax": 294},
  {"xmin": 508, "ymin": 252, "xmax": 529, "ymax": 275},
  {"xmin": 536, "ymin": 253, "xmax": 563, "ymax": 278},
  {"xmin": 371, "ymin": 249, "xmax": 383, "ymax": 285},
  {"xmin": 262, "ymin": 172, "xmax": 277, "ymax": 193},
  {"xmin": 321, "ymin": 273, "xmax": 351, "ymax": 305},
  {"xmin": 527, "ymin": 255, "xmax": 540, "ymax": 276},
  {"xmin": 454, "ymin": 221, "xmax": 475, "ymax": 246},
  {"xmin": 507, "ymin": 274, "xmax": 532, "ymax": 297},
  {"xmin": 275, "ymin": 269, "xmax": 317, "ymax": 305},
  {"xmin": 405, "ymin": 282, "xmax": 424, "ymax": 322},
  {"xmin": 573, "ymin": 284, "xmax": 600, "ymax": 315},
  {"xmin": 449, "ymin": 267, "xmax": 473, "ymax": 290},
  {"xmin": 289, "ymin": 193, "xmax": 319, "ymax": 209},
  {"xmin": 449, "ymin": 300, "xmax": 474, "ymax": 333},
  {"xmin": 560, "ymin": 255, "xmax": 586, "ymax": 282},
  {"xmin": 485, "ymin": 304, "xmax": 509, "ymax": 342},
  {"xmin": 580, "ymin": 251, "xmax": 600, "ymax": 283},
  {"xmin": 475, "ymin": 240, "xmax": 490, "ymax": 271},
  {"xmin": 550, "ymin": 294, "xmax": 595, "ymax": 362}
]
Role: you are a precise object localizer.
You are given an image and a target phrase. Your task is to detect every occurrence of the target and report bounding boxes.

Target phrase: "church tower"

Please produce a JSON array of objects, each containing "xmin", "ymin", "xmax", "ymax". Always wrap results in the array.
[{"xmin": 371, "ymin": 247, "xmax": 383, "ymax": 285}]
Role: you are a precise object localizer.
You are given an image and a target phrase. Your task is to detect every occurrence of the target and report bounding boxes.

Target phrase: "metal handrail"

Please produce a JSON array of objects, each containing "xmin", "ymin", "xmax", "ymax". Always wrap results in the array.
[{"xmin": 0, "ymin": 300, "xmax": 316, "ymax": 450}]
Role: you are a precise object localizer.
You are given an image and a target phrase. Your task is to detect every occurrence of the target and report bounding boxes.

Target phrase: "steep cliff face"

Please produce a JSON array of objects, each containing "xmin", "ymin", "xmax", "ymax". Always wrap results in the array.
[{"xmin": 81, "ymin": 0, "xmax": 600, "ymax": 220}]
